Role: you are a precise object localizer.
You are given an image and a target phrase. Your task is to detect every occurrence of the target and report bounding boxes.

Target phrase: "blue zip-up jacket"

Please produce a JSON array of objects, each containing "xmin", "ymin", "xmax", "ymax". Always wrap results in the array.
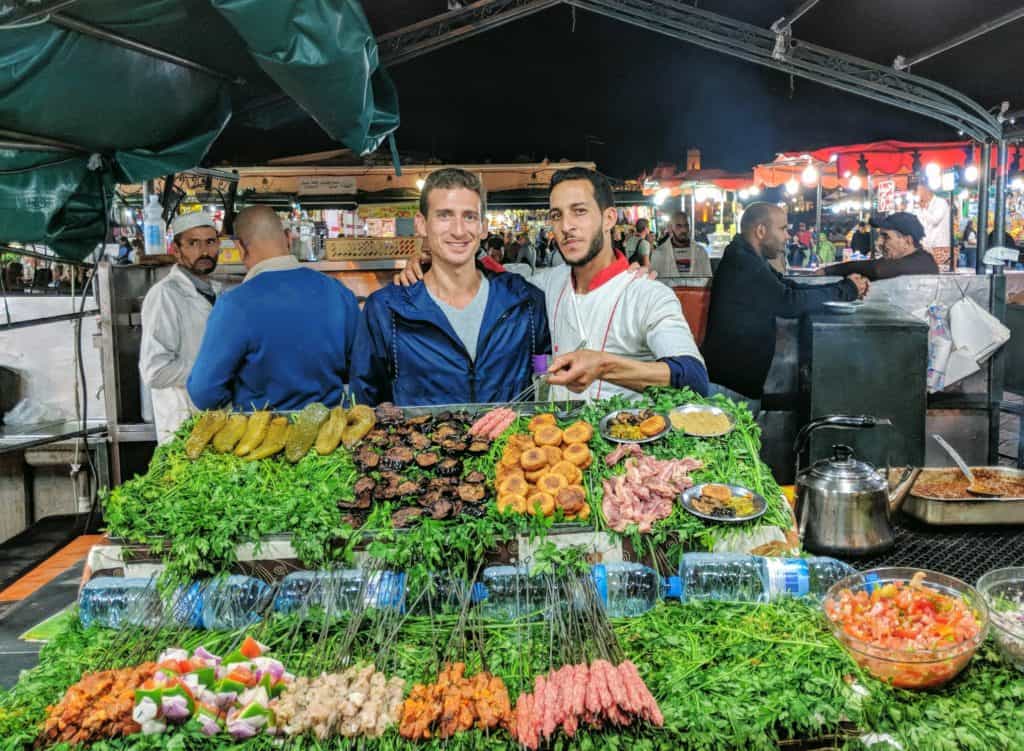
[{"xmin": 350, "ymin": 272, "xmax": 551, "ymax": 406}]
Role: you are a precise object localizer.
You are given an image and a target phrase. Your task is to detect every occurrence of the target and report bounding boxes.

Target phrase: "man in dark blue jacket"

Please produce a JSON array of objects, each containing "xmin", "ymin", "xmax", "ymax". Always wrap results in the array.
[{"xmin": 350, "ymin": 168, "xmax": 550, "ymax": 406}]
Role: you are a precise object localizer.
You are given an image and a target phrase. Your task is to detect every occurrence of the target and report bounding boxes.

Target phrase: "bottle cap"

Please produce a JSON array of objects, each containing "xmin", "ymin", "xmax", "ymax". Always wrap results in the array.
[{"xmin": 665, "ymin": 576, "xmax": 682, "ymax": 600}]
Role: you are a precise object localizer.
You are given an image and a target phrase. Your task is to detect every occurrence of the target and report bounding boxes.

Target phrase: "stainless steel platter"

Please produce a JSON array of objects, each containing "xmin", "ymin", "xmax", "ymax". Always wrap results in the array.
[
  {"xmin": 680, "ymin": 483, "xmax": 768, "ymax": 524},
  {"xmin": 900, "ymin": 466, "xmax": 1024, "ymax": 525},
  {"xmin": 669, "ymin": 404, "xmax": 736, "ymax": 438},
  {"xmin": 598, "ymin": 409, "xmax": 670, "ymax": 444}
]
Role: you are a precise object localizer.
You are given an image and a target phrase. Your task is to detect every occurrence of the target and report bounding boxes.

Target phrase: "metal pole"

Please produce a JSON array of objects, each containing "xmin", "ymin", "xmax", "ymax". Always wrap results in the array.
[
  {"xmin": 0, "ymin": 128, "xmax": 86, "ymax": 153},
  {"xmin": 814, "ymin": 180, "xmax": 823, "ymax": 246},
  {"xmin": 894, "ymin": 5, "xmax": 1024, "ymax": 70},
  {"xmin": 50, "ymin": 13, "xmax": 245, "ymax": 85},
  {"xmin": 770, "ymin": 0, "xmax": 822, "ymax": 32},
  {"xmin": 995, "ymin": 139, "xmax": 1009, "ymax": 248},
  {"xmin": 977, "ymin": 143, "xmax": 991, "ymax": 271}
]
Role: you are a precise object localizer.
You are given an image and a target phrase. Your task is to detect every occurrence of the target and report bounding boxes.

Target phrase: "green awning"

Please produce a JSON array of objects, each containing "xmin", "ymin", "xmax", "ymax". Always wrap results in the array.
[{"xmin": 0, "ymin": 0, "xmax": 398, "ymax": 260}]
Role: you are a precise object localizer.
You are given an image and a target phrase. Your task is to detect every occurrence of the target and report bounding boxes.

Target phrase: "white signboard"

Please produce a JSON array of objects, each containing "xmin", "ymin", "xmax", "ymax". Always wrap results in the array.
[
  {"xmin": 296, "ymin": 175, "xmax": 357, "ymax": 195},
  {"xmin": 877, "ymin": 179, "xmax": 896, "ymax": 213}
]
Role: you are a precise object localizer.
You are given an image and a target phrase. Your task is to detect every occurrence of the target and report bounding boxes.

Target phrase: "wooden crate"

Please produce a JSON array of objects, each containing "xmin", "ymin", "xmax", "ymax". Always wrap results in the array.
[{"xmin": 324, "ymin": 236, "xmax": 422, "ymax": 261}]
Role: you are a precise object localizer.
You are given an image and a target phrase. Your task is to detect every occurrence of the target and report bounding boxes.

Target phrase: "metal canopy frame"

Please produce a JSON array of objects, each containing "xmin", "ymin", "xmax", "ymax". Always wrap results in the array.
[
  {"xmin": 894, "ymin": 5, "xmax": 1024, "ymax": 71},
  {"xmin": 377, "ymin": 0, "xmax": 561, "ymax": 66},
  {"xmin": 379, "ymin": 0, "xmax": 1013, "ymax": 259}
]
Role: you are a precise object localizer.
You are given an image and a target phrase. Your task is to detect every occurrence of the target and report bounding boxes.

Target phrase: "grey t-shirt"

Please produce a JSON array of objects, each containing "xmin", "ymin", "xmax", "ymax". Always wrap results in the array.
[{"xmin": 426, "ymin": 274, "xmax": 489, "ymax": 361}]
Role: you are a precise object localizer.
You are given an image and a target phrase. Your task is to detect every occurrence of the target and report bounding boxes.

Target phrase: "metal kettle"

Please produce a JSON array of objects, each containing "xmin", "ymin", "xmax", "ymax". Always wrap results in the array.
[{"xmin": 794, "ymin": 415, "xmax": 920, "ymax": 556}]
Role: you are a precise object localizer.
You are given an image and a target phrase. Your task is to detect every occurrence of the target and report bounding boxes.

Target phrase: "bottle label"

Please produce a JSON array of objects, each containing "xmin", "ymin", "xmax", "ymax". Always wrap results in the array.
[
  {"xmin": 145, "ymin": 223, "xmax": 163, "ymax": 248},
  {"xmin": 764, "ymin": 558, "xmax": 810, "ymax": 598}
]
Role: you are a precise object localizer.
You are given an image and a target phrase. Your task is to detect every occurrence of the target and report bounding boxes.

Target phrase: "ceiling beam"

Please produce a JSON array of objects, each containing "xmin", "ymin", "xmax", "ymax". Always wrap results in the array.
[
  {"xmin": 377, "ymin": 0, "xmax": 561, "ymax": 67},
  {"xmin": 894, "ymin": 5, "xmax": 1024, "ymax": 71}
]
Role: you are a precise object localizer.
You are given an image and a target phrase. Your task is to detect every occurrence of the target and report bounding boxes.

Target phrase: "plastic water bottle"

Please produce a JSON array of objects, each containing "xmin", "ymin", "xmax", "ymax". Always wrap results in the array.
[
  {"xmin": 406, "ymin": 573, "xmax": 468, "ymax": 616},
  {"xmin": 79, "ymin": 577, "xmax": 163, "ymax": 629},
  {"xmin": 675, "ymin": 553, "xmax": 856, "ymax": 603},
  {"xmin": 473, "ymin": 566, "xmax": 547, "ymax": 620},
  {"xmin": 531, "ymin": 355, "xmax": 550, "ymax": 402},
  {"xmin": 201, "ymin": 576, "xmax": 272, "ymax": 630},
  {"xmin": 274, "ymin": 569, "xmax": 365, "ymax": 619},
  {"xmin": 591, "ymin": 562, "xmax": 661, "ymax": 617},
  {"xmin": 143, "ymin": 195, "xmax": 166, "ymax": 256}
]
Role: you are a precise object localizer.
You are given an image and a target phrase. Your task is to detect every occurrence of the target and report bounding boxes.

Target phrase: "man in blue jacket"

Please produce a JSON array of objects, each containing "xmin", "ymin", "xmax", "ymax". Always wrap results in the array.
[
  {"xmin": 187, "ymin": 206, "xmax": 360, "ymax": 410},
  {"xmin": 350, "ymin": 168, "xmax": 550, "ymax": 406}
]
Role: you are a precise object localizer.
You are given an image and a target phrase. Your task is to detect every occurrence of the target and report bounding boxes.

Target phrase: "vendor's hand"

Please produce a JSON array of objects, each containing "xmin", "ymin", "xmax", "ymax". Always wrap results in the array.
[
  {"xmin": 547, "ymin": 349, "xmax": 607, "ymax": 393},
  {"xmin": 394, "ymin": 252, "xmax": 430, "ymax": 286},
  {"xmin": 848, "ymin": 273, "xmax": 870, "ymax": 299},
  {"xmin": 983, "ymin": 246, "xmax": 1021, "ymax": 265}
]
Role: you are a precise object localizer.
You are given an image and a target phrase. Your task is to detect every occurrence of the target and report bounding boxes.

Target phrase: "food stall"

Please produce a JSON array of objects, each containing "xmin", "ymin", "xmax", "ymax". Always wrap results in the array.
[
  {"xmin": 3, "ymin": 389, "xmax": 1024, "ymax": 751},
  {"xmin": 4, "ymin": 3, "xmax": 1024, "ymax": 749}
]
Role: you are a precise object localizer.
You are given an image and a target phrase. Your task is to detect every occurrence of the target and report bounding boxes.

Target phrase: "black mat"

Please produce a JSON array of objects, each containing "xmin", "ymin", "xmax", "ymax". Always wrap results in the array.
[
  {"xmin": 0, "ymin": 563, "xmax": 82, "ymax": 689},
  {"xmin": 0, "ymin": 514, "xmax": 93, "ymax": 592},
  {"xmin": 847, "ymin": 514, "xmax": 1024, "ymax": 583}
]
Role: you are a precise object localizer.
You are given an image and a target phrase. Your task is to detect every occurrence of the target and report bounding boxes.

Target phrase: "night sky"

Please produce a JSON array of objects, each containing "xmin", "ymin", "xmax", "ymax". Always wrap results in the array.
[{"xmin": 214, "ymin": 1, "xmax": 1023, "ymax": 180}]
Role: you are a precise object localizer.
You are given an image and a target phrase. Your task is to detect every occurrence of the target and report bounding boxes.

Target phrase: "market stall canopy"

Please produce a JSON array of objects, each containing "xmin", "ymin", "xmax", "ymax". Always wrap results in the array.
[
  {"xmin": 777, "ymin": 141, "xmax": 989, "ymax": 180},
  {"xmin": 0, "ymin": 0, "xmax": 398, "ymax": 260}
]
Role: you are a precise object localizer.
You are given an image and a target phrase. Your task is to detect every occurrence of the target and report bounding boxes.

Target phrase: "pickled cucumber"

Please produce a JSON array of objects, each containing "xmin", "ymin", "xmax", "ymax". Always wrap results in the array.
[
  {"xmin": 246, "ymin": 416, "xmax": 290, "ymax": 461},
  {"xmin": 185, "ymin": 411, "xmax": 228, "ymax": 459},
  {"xmin": 315, "ymin": 406, "xmax": 348, "ymax": 455},
  {"xmin": 212, "ymin": 414, "xmax": 248, "ymax": 453},
  {"xmin": 284, "ymin": 403, "xmax": 330, "ymax": 463},
  {"xmin": 341, "ymin": 404, "xmax": 376, "ymax": 448},
  {"xmin": 234, "ymin": 410, "xmax": 272, "ymax": 456}
]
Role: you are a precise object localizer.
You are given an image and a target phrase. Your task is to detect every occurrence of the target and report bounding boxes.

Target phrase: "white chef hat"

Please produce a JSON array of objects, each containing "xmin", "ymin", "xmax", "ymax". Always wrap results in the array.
[{"xmin": 170, "ymin": 211, "xmax": 216, "ymax": 237}]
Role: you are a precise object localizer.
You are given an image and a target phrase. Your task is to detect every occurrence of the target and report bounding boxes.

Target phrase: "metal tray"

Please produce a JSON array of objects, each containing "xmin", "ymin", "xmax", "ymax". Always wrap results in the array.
[
  {"xmin": 598, "ymin": 409, "xmax": 670, "ymax": 444},
  {"xmin": 669, "ymin": 404, "xmax": 736, "ymax": 438},
  {"xmin": 680, "ymin": 483, "xmax": 768, "ymax": 524},
  {"xmin": 901, "ymin": 466, "xmax": 1024, "ymax": 526}
]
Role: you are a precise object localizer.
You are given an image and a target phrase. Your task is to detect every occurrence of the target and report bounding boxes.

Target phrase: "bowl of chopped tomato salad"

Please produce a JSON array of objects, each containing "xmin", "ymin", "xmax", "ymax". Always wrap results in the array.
[{"xmin": 823, "ymin": 568, "xmax": 988, "ymax": 690}]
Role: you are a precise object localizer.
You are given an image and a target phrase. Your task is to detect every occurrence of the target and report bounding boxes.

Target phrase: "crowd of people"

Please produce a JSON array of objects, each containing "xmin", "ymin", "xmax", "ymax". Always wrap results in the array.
[{"xmin": 0, "ymin": 259, "xmax": 90, "ymax": 294}]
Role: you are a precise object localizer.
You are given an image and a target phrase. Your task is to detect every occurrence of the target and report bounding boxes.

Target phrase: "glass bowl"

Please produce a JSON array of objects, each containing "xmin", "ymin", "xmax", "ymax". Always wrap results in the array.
[
  {"xmin": 976, "ymin": 567, "xmax": 1024, "ymax": 673},
  {"xmin": 822, "ymin": 567, "xmax": 989, "ymax": 690}
]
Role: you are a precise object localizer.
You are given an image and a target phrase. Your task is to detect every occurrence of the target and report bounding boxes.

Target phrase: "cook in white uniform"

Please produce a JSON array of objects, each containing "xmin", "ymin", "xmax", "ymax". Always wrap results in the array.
[
  {"xmin": 914, "ymin": 181, "xmax": 951, "ymax": 269},
  {"xmin": 139, "ymin": 211, "xmax": 221, "ymax": 444},
  {"xmin": 650, "ymin": 210, "xmax": 712, "ymax": 278},
  {"xmin": 538, "ymin": 169, "xmax": 707, "ymax": 401}
]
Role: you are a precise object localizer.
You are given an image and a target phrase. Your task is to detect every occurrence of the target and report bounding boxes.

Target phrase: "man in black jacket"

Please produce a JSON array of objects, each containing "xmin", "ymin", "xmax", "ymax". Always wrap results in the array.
[{"xmin": 701, "ymin": 203, "xmax": 869, "ymax": 402}]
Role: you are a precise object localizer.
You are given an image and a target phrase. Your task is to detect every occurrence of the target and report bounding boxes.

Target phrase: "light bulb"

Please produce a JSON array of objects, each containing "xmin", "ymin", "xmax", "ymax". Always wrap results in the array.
[{"xmin": 849, "ymin": 176, "xmax": 862, "ymax": 191}]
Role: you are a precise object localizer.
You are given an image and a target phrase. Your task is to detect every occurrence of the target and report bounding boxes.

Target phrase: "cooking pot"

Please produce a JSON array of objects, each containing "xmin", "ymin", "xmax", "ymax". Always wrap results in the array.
[{"xmin": 794, "ymin": 415, "xmax": 920, "ymax": 556}]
